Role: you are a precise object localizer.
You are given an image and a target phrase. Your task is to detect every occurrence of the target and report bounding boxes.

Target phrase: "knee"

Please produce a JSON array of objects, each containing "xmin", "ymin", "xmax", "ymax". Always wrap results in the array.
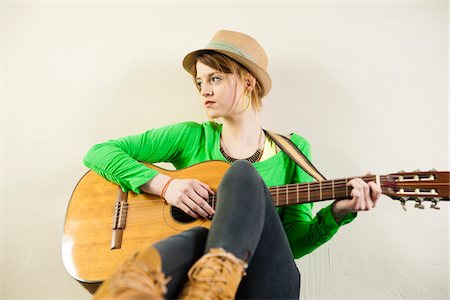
[
  {"xmin": 223, "ymin": 160, "xmax": 263, "ymax": 186},
  {"xmin": 229, "ymin": 160, "xmax": 256, "ymax": 173},
  {"xmin": 219, "ymin": 160, "xmax": 266, "ymax": 200}
]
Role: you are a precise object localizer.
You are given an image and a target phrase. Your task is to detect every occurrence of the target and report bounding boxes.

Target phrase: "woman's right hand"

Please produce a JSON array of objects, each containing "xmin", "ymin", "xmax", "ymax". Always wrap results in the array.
[{"xmin": 163, "ymin": 178, "xmax": 215, "ymax": 219}]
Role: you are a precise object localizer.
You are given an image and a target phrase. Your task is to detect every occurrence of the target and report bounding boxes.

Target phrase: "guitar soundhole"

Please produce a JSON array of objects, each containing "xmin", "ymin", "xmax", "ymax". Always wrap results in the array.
[{"xmin": 170, "ymin": 206, "xmax": 196, "ymax": 224}]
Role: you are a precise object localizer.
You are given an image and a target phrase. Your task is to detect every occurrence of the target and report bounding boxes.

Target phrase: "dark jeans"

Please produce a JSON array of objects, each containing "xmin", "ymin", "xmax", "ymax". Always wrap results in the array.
[{"xmin": 153, "ymin": 160, "xmax": 300, "ymax": 299}]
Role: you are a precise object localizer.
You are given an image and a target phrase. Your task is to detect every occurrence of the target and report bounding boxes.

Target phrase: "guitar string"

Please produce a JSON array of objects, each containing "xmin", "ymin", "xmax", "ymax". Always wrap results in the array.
[
  {"xmin": 126, "ymin": 178, "xmax": 383, "ymax": 211},
  {"xmin": 120, "ymin": 174, "xmax": 424, "ymax": 209},
  {"xmin": 118, "ymin": 190, "xmax": 445, "ymax": 211},
  {"xmin": 127, "ymin": 176, "xmax": 385, "ymax": 208},
  {"xmin": 134, "ymin": 194, "xmax": 444, "ymax": 221},
  {"xmin": 125, "ymin": 176, "xmax": 407, "ymax": 212},
  {"xmin": 113, "ymin": 175, "xmax": 443, "ymax": 219}
]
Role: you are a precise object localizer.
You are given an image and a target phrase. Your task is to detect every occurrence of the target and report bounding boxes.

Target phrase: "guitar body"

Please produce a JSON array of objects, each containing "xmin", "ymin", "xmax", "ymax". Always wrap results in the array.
[{"xmin": 62, "ymin": 161, "xmax": 230, "ymax": 288}]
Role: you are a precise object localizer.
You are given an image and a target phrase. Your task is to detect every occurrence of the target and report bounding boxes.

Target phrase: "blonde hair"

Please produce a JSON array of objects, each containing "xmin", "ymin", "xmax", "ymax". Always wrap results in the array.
[{"xmin": 193, "ymin": 51, "xmax": 263, "ymax": 111}]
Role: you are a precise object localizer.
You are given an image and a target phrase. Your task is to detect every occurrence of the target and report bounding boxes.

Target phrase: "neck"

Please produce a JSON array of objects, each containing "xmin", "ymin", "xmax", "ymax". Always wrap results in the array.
[{"xmin": 221, "ymin": 110, "xmax": 263, "ymax": 158}]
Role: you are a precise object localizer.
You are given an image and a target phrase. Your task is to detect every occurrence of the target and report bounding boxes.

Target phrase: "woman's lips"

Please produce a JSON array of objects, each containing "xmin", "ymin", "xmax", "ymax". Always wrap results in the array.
[{"xmin": 204, "ymin": 101, "xmax": 216, "ymax": 107}]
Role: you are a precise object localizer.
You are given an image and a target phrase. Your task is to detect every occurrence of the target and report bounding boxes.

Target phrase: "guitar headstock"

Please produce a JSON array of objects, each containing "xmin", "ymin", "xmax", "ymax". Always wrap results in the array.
[{"xmin": 382, "ymin": 170, "xmax": 449, "ymax": 210}]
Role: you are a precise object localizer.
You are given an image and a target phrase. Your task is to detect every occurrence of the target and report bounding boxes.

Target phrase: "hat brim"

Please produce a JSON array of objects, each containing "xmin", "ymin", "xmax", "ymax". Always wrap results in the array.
[{"xmin": 182, "ymin": 49, "xmax": 272, "ymax": 98}]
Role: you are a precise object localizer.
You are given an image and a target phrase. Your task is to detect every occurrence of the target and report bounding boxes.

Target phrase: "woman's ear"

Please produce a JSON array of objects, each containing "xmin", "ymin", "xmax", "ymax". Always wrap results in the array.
[{"xmin": 245, "ymin": 74, "xmax": 257, "ymax": 91}]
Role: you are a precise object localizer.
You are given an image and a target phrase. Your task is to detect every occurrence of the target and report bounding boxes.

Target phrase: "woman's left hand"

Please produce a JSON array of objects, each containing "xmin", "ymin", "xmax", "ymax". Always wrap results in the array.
[{"xmin": 331, "ymin": 176, "xmax": 382, "ymax": 222}]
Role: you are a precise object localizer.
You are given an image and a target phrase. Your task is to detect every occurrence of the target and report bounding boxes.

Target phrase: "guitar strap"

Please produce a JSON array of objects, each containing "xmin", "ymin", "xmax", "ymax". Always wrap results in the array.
[{"xmin": 264, "ymin": 130, "xmax": 327, "ymax": 182}]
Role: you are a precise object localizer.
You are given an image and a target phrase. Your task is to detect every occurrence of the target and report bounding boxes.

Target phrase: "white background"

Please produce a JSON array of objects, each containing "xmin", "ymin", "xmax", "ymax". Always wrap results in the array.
[{"xmin": 1, "ymin": 1, "xmax": 448, "ymax": 299}]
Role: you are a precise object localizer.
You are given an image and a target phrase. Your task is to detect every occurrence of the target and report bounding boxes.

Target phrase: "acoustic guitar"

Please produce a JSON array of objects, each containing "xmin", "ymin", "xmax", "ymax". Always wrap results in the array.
[{"xmin": 62, "ymin": 160, "xmax": 449, "ymax": 291}]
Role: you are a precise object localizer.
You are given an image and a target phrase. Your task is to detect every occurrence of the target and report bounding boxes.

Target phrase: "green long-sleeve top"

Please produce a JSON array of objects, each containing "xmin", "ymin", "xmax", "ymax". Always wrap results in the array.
[{"xmin": 83, "ymin": 121, "xmax": 356, "ymax": 259}]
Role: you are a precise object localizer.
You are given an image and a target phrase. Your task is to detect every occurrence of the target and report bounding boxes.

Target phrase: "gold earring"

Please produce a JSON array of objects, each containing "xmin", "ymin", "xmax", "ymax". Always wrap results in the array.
[{"xmin": 243, "ymin": 91, "xmax": 252, "ymax": 111}]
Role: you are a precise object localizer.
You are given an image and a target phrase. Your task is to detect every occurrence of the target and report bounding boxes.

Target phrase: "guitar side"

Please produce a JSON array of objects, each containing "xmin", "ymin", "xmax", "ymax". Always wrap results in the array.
[{"xmin": 62, "ymin": 161, "xmax": 230, "ymax": 289}]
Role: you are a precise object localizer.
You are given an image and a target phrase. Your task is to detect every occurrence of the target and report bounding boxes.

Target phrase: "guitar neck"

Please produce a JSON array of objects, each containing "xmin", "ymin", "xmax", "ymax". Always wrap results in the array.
[{"xmin": 270, "ymin": 175, "xmax": 384, "ymax": 207}]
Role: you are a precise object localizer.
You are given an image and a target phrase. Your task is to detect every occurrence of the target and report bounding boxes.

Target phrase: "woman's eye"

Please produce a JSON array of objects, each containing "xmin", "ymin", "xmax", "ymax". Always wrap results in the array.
[
  {"xmin": 211, "ymin": 76, "xmax": 221, "ymax": 82},
  {"xmin": 196, "ymin": 82, "xmax": 203, "ymax": 88}
]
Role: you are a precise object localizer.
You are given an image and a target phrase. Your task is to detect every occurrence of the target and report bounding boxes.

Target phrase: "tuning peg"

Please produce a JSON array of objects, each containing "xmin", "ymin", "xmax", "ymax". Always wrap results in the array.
[
  {"xmin": 430, "ymin": 168, "xmax": 437, "ymax": 171},
  {"xmin": 398, "ymin": 169, "xmax": 406, "ymax": 173},
  {"xmin": 414, "ymin": 169, "xmax": 421, "ymax": 172},
  {"xmin": 400, "ymin": 197, "xmax": 408, "ymax": 211},
  {"xmin": 430, "ymin": 198, "xmax": 441, "ymax": 210},
  {"xmin": 414, "ymin": 198, "xmax": 425, "ymax": 209}
]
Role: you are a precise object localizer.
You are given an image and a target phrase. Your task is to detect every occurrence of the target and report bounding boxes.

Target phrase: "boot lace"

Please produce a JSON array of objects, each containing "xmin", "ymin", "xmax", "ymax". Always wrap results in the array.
[
  {"xmin": 109, "ymin": 257, "xmax": 169, "ymax": 298},
  {"xmin": 184, "ymin": 249, "xmax": 248, "ymax": 300}
]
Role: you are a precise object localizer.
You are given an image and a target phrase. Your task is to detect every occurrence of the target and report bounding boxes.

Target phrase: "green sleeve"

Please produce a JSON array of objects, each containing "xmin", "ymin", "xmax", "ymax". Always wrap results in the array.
[
  {"xmin": 280, "ymin": 136, "xmax": 356, "ymax": 259},
  {"xmin": 83, "ymin": 122, "xmax": 201, "ymax": 193}
]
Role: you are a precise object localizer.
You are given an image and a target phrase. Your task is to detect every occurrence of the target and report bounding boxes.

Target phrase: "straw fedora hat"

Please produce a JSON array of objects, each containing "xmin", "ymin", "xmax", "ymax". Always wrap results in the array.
[{"xmin": 182, "ymin": 30, "xmax": 272, "ymax": 98}]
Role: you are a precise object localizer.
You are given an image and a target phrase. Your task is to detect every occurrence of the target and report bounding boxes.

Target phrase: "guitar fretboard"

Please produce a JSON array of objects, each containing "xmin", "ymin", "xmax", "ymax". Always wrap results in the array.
[
  {"xmin": 269, "ymin": 175, "xmax": 385, "ymax": 207},
  {"xmin": 207, "ymin": 175, "xmax": 389, "ymax": 208}
]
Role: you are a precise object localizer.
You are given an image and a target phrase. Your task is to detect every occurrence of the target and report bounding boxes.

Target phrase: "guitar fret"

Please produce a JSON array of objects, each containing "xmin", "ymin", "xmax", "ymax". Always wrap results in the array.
[
  {"xmin": 345, "ymin": 179, "xmax": 348, "ymax": 197},
  {"xmin": 286, "ymin": 185, "xmax": 288, "ymax": 205},
  {"xmin": 319, "ymin": 181, "xmax": 322, "ymax": 200},
  {"xmin": 276, "ymin": 186, "xmax": 279, "ymax": 206},
  {"xmin": 296, "ymin": 184, "xmax": 299, "ymax": 203},
  {"xmin": 308, "ymin": 183, "xmax": 310, "ymax": 202},
  {"xmin": 332, "ymin": 180, "xmax": 335, "ymax": 199}
]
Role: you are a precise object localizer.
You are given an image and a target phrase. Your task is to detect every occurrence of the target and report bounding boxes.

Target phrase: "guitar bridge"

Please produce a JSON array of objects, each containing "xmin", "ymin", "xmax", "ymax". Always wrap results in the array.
[{"xmin": 111, "ymin": 188, "xmax": 128, "ymax": 250}]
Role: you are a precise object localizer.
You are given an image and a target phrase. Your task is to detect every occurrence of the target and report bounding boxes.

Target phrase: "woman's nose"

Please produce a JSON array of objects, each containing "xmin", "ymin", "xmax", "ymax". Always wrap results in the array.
[{"xmin": 201, "ymin": 83, "xmax": 213, "ymax": 97}]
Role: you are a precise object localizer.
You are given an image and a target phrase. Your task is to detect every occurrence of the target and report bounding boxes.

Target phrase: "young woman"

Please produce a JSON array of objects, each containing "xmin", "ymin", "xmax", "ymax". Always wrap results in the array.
[{"xmin": 86, "ymin": 30, "xmax": 381, "ymax": 300}]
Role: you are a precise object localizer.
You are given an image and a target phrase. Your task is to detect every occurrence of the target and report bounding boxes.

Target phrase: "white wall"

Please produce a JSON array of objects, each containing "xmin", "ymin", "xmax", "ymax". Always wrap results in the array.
[{"xmin": 1, "ymin": 1, "xmax": 448, "ymax": 299}]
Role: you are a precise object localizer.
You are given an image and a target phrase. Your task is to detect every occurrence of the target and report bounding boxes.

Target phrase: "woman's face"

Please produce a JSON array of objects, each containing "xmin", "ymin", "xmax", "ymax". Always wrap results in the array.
[{"xmin": 195, "ymin": 61, "xmax": 246, "ymax": 119}]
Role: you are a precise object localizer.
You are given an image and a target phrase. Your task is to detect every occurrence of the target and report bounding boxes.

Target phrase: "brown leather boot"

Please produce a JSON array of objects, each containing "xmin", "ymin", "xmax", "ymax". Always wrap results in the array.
[
  {"xmin": 179, "ymin": 248, "xmax": 248, "ymax": 300},
  {"xmin": 93, "ymin": 246, "xmax": 168, "ymax": 300}
]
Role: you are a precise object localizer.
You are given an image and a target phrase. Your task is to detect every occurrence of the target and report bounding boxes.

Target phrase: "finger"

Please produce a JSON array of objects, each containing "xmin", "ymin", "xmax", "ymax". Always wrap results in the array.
[
  {"xmin": 354, "ymin": 178, "xmax": 371, "ymax": 210},
  {"xmin": 349, "ymin": 179, "xmax": 366, "ymax": 210},
  {"xmin": 192, "ymin": 183, "xmax": 211, "ymax": 200},
  {"xmin": 178, "ymin": 202, "xmax": 200, "ymax": 219},
  {"xmin": 361, "ymin": 180, "xmax": 372, "ymax": 210},
  {"xmin": 189, "ymin": 190, "xmax": 214, "ymax": 217},
  {"xmin": 197, "ymin": 180, "xmax": 215, "ymax": 195},
  {"xmin": 347, "ymin": 178, "xmax": 364, "ymax": 189},
  {"xmin": 350, "ymin": 188, "xmax": 364, "ymax": 211},
  {"xmin": 368, "ymin": 181, "xmax": 381, "ymax": 207},
  {"xmin": 193, "ymin": 196, "xmax": 215, "ymax": 216},
  {"xmin": 192, "ymin": 185, "xmax": 215, "ymax": 215},
  {"xmin": 185, "ymin": 195, "xmax": 210, "ymax": 219}
]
